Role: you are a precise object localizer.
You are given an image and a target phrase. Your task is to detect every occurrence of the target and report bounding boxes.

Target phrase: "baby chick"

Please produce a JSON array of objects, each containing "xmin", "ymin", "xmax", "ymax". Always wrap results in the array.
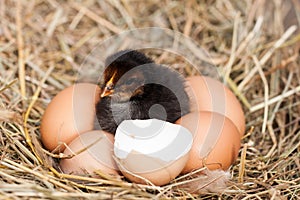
[{"xmin": 95, "ymin": 50, "xmax": 190, "ymax": 134}]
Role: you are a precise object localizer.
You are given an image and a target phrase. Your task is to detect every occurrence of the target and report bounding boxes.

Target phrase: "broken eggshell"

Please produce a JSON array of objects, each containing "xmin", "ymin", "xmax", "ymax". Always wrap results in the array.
[{"xmin": 114, "ymin": 119, "xmax": 193, "ymax": 186}]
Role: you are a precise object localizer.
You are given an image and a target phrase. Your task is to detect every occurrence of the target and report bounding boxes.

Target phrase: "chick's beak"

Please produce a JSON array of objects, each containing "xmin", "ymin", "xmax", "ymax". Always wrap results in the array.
[
  {"xmin": 101, "ymin": 71, "xmax": 117, "ymax": 98},
  {"xmin": 101, "ymin": 87, "xmax": 114, "ymax": 97}
]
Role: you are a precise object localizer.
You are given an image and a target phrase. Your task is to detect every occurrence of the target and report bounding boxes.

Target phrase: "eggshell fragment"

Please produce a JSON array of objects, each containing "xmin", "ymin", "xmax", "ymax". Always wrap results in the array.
[
  {"xmin": 40, "ymin": 83, "xmax": 100, "ymax": 152},
  {"xmin": 176, "ymin": 111, "xmax": 241, "ymax": 174},
  {"xmin": 59, "ymin": 130, "xmax": 118, "ymax": 176},
  {"xmin": 186, "ymin": 76, "xmax": 245, "ymax": 136},
  {"xmin": 118, "ymin": 151, "xmax": 189, "ymax": 186},
  {"xmin": 114, "ymin": 119, "xmax": 193, "ymax": 186}
]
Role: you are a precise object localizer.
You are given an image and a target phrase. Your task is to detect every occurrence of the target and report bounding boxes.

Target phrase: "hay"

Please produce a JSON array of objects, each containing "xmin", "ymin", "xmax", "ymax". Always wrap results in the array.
[{"xmin": 0, "ymin": 0, "xmax": 299, "ymax": 199}]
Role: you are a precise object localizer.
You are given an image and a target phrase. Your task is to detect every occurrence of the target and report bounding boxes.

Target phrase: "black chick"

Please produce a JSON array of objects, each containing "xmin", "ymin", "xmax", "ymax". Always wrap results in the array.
[{"xmin": 95, "ymin": 50, "xmax": 190, "ymax": 134}]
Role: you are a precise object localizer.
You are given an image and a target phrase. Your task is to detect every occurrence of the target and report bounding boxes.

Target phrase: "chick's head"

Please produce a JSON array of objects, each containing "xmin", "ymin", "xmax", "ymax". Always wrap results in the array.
[{"xmin": 100, "ymin": 50, "xmax": 153, "ymax": 102}]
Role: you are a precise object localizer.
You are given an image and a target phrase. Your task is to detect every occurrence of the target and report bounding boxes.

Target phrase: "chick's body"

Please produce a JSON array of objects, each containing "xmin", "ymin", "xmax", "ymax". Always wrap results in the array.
[{"xmin": 95, "ymin": 50, "xmax": 190, "ymax": 134}]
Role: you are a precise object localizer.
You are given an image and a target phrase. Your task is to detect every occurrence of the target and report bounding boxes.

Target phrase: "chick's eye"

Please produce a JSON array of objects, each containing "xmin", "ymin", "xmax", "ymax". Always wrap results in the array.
[
  {"xmin": 107, "ymin": 85, "xmax": 114, "ymax": 90},
  {"xmin": 105, "ymin": 83, "xmax": 114, "ymax": 90}
]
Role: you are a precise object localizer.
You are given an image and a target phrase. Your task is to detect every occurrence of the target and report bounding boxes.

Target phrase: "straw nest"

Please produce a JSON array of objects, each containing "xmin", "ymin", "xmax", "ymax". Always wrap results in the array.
[{"xmin": 0, "ymin": 0, "xmax": 299, "ymax": 199}]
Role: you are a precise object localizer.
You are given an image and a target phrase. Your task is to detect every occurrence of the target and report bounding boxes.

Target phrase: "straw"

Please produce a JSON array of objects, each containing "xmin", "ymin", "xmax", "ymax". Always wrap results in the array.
[{"xmin": 1, "ymin": 0, "xmax": 299, "ymax": 199}]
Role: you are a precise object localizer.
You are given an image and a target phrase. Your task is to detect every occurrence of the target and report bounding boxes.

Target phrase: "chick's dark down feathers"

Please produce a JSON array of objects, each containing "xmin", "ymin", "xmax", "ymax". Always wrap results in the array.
[{"xmin": 95, "ymin": 50, "xmax": 190, "ymax": 134}]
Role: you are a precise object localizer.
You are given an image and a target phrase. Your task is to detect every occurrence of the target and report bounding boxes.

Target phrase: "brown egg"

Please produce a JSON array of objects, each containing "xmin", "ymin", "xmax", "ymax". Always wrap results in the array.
[
  {"xmin": 176, "ymin": 111, "xmax": 241, "ymax": 174},
  {"xmin": 59, "ymin": 130, "xmax": 119, "ymax": 176},
  {"xmin": 40, "ymin": 83, "xmax": 100, "ymax": 152},
  {"xmin": 186, "ymin": 76, "xmax": 245, "ymax": 136}
]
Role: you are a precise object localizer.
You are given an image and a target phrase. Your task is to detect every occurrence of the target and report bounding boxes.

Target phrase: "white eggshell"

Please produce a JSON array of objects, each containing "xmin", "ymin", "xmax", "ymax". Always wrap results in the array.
[{"xmin": 114, "ymin": 119, "xmax": 193, "ymax": 186}]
